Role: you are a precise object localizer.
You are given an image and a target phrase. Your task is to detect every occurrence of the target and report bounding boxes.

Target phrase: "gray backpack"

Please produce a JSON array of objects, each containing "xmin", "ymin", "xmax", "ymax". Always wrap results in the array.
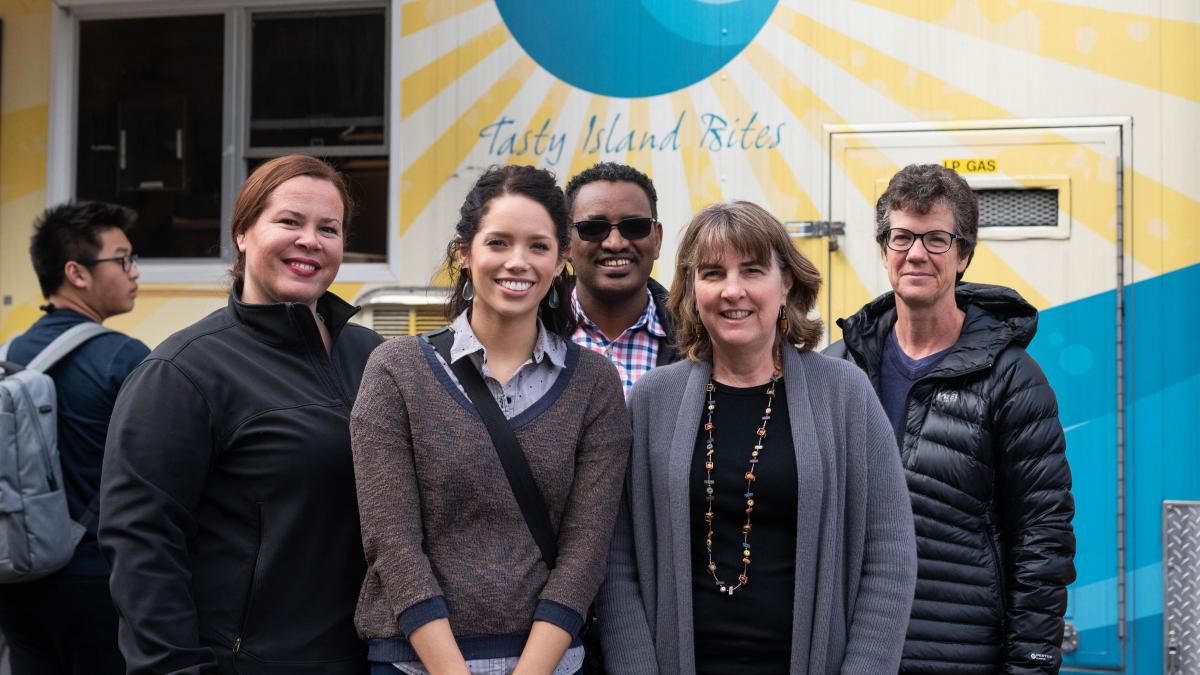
[{"xmin": 0, "ymin": 322, "xmax": 112, "ymax": 582}]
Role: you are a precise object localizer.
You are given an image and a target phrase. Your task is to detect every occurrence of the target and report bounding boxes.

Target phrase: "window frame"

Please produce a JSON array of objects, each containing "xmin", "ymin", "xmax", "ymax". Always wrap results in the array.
[{"xmin": 47, "ymin": 0, "xmax": 398, "ymax": 284}]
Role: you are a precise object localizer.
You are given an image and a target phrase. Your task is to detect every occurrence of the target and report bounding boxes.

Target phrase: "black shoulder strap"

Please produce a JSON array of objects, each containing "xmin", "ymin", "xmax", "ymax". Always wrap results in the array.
[{"xmin": 424, "ymin": 329, "xmax": 558, "ymax": 570}]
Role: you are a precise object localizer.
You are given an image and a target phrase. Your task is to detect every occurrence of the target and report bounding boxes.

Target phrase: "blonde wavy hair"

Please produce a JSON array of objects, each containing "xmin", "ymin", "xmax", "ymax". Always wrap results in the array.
[{"xmin": 669, "ymin": 201, "xmax": 824, "ymax": 362}]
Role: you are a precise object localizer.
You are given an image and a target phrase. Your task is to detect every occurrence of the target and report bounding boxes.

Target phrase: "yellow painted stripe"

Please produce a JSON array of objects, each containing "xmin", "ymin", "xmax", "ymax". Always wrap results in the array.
[
  {"xmin": 398, "ymin": 56, "xmax": 538, "ymax": 236},
  {"xmin": 505, "ymin": 80, "xmax": 571, "ymax": 166},
  {"xmin": 401, "ymin": 23, "xmax": 510, "ymax": 119},
  {"xmin": 857, "ymin": 0, "xmax": 1200, "ymax": 104},
  {"xmin": 774, "ymin": 6, "xmax": 1200, "ymax": 275},
  {"xmin": 329, "ymin": 282, "xmax": 366, "ymax": 304},
  {"xmin": 742, "ymin": 43, "xmax": 846, "ymax": 140},
  {"xmin": 774, "ymin": 6, "xmax": 1008, "ymax": 120},
  {"xmin": 401, "ymin": 0, "xmax": 489, "ymax": 37},
  {"xmin": 0, "ymin": 300, "xmax": 42, "ymax": 342},
  {"xmin": 567, "ymin": 95, "xmax": 611, "ymax": 180},
  {"xmin": 625, "ymin": 98, "xmax": 654, "ymax": 179},
  {"xmin": 707, "ymin": 75, "xmax": 818, "ymax": 221},
  {"xmin": 0, "ymin": 105, "xmax": 48, "ymax": 204},
  {"xmin": 669, "ymin": 90, "xmax": 723, "ymax": 215}
]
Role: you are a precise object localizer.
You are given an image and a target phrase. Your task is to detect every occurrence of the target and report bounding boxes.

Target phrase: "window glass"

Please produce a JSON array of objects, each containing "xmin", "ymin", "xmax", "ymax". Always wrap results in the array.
[
  {"xmin": 76, "ymin": 15, "xmax": 225, "ymax": 259},
  {"xmin": 250, "ymin": 9, "xmax": 386, "ymax": 149}
]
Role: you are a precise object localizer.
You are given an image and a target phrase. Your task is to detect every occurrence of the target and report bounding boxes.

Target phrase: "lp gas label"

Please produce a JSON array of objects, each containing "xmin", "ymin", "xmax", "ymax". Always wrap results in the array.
[{"xmin": 942, "ymin": 158, "xmax": 998, "ymax": 173}]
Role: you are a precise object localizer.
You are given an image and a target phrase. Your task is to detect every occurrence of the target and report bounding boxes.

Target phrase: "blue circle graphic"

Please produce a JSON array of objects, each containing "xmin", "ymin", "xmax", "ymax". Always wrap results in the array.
[{"xmin": 496, "ymin": 0, "xmax": 779, "ymax": 98}]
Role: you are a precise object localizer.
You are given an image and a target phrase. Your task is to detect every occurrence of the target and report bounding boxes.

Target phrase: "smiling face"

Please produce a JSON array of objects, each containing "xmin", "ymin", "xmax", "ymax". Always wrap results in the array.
[
  {"xmin": 237, "ymin": 175, "xmax": 345, "ymax": 308},
  {"xmin": 461, "ymin": 193, "xmax": 566, "ymax": 329},
  {"xmin": 884, "ymin": 201, "xmax": 968, "ymax": 311},
  {"xmin": 694, "ymin": 246, "xmax": 791, "ymax": 363},
  {"xmin": 569, "ymin": 180, "xmax": 663, "ymax": 304}
]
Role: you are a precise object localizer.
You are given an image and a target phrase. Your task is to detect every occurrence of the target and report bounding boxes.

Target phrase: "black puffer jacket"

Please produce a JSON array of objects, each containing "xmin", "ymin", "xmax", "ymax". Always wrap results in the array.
[{"xmin": 827, "ymin": 283, "xmax": 1075, "ymax": 674}]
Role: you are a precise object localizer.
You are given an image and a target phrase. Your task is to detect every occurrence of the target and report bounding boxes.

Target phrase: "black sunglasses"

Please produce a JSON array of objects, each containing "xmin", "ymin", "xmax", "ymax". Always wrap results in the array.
[{"xmin": 573, "ymin": 217, "xmax": 656, "ymax": 243}]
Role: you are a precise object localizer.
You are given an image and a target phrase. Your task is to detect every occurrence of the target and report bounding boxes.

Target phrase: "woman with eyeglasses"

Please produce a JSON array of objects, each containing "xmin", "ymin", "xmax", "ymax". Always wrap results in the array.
[
  {"xmin": 350, "ymin": 165, "xmax": 630, "ymax": 674},
  {"xmin": 595, "ymin": 201, "xmax": 917, "ymax": 674},
  {"xmin": 99, "ymin": 155, "xmax": 383, "ymax": 674}
]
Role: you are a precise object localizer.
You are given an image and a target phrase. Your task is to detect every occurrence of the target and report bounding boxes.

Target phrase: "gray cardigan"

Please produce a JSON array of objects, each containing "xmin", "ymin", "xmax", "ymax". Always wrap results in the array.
[{"xmin": 596, "ymin": 346, "xmax": 917, "ymax": 674}]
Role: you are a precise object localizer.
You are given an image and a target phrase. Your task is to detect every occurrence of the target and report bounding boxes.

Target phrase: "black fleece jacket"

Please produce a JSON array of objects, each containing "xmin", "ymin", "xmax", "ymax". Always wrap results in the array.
[
  {"xmin": 100, "ymin": 292, "xmax": 382, "ymax": 674},
  {"xmin": 827, "ymin": 283, "xmax": 1075, "ymax": 675}
]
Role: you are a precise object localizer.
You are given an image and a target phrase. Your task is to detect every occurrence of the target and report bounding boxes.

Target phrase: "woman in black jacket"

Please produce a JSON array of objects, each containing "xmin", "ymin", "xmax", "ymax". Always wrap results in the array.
[
  {"xmin": 827, "ymin": 164, "xmax": 1075, "ymax": 674},
  {"xmin": 100, "ymin": 155, "xmax": 383, "ymax": 674}
]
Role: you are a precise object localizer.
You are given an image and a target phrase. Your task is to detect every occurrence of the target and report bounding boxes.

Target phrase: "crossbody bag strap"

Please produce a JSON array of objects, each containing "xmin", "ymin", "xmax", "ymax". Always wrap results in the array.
[{"xmin": 424, "ymin": 329, "xmax": 559, "ymax": 570}]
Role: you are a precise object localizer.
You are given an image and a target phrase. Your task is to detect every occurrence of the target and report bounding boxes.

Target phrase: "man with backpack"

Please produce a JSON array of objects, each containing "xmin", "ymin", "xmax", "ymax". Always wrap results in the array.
[{"xmin": 0, "ymin": 202, "xmax": 148, "ymax": 674}]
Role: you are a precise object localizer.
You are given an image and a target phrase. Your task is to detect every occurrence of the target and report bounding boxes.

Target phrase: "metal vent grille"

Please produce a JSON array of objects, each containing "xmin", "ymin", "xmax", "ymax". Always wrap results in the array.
[
  {"xmin": 370, "ymin": 306, "xmax": 447, "ymax": 338},
  {"xmin": 1165, "ymin": 501, "xmax": 1200, "ymax": 674},
  {"xmin": 976, "ymin": 188, "xmax": 1058, "ymax": 228}
]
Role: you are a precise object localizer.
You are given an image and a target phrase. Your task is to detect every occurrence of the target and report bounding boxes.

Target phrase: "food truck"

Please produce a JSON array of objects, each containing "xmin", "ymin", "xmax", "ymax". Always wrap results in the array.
[{"xmin": 1, "ymin": 1, "xmax": 1196, "ymax": 671}]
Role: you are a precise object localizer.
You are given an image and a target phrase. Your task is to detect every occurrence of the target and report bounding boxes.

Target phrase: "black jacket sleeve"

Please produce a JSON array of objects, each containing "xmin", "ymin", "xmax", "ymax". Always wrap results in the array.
[
  {"xmin": 99, "ymin": 358, "xmax": 220, "ymax": 674},
  {"xmin": 992, "ymin": 350, "xmax": 1076, "ymax": 674}
]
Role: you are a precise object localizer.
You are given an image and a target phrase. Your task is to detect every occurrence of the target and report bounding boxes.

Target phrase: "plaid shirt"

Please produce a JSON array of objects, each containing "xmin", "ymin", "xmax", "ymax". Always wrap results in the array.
[{"xmin": 571, "ymin": 287, "xmax": 667, "ymax": 396}]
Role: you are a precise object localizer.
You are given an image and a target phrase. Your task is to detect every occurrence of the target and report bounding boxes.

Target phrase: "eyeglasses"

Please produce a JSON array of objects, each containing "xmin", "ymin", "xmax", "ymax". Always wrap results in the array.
[
  {"xmin": 81, "ymin": 254, "xmax": 139, "ymax": 273},
  {"xmin": 880, "ymin": 228, "xmax": 959, "ymax": 254},
  {"xmin": 573, "ymin": 217, "xmax": 656, "ymax": 243}
]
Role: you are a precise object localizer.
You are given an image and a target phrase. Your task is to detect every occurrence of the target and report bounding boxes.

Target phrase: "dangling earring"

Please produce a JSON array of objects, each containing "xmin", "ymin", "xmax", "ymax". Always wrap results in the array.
[
  {"xmin": 777, "ymin": 305, "xmax": 789, "ymax": 332},
  {"xmin": 694, "ymin": 321, "xmax": 705, "ymax": 338},
  {"xmin": 462, "ymin": 280, "xmax": 474, "ymax": 302},
  {"xmin": 548, "ymin": 284, "xmax": 560, "ymax": 309}
]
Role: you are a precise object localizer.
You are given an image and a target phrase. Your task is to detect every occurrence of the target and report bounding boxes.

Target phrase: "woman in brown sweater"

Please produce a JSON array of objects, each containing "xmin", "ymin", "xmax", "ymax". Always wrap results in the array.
[{"xmin": 350, "ymin": 166, "xmax": 631, "ymax": 675}]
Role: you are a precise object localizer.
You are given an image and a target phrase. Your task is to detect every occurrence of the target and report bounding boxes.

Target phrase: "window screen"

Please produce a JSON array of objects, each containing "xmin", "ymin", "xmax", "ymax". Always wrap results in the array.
[{"xmin": 976, "ymin": 188, "xmax": 1059, "ymax": 228}]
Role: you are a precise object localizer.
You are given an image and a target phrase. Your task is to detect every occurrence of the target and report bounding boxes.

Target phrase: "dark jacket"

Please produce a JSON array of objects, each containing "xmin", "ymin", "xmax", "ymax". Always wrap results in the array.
[
  {"xmin": 646, "ymin": 277, "xmax": 679, "ymax": 366},
  {"xmin": 826, "ymin": 283, "xmax": 1075, "ymax": 674},
  {"xmin": 99, "ymin": 291, "xmax": 383, "ymax": 675}
]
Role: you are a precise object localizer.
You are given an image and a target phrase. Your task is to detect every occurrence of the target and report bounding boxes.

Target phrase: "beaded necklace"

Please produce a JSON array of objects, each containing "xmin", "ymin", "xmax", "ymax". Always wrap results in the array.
[{"xmin": 701, "ymin": 371, "xmax": 782, "ymax": 596}]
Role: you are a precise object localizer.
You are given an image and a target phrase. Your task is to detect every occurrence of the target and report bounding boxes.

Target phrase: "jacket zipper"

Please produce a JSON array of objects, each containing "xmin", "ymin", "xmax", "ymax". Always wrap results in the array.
[
  {"xmin": 292, "ymin": 306, "xmax": 353, "ymax": 408},
  {"xmin": 983, "ymin": 512, "xmax": 1008, "ymax": 620},
  {"xmin": 234, "ymin": 502, "xmax": 266, "ymax": 655}
]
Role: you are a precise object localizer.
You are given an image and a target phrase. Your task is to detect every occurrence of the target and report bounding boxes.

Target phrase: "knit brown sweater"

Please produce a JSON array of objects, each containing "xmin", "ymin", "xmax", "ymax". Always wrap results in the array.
[{"xmin": 350, "ymin": 336, "xmax": 631, "ymax": 662}]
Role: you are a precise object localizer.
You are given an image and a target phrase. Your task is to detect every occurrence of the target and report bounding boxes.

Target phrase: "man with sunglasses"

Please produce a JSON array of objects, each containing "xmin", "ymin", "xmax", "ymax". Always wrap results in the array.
[
  {"xmin": 826, "ymin": 164, "xmax": 1075, "ymax": 674},
  {"xmin": 565, "ymin": 163, "xmax": 679, "ymax": 395},
  {"xmin": 0, "ymin": 202, "xmax": 148, "ymax": 675}
]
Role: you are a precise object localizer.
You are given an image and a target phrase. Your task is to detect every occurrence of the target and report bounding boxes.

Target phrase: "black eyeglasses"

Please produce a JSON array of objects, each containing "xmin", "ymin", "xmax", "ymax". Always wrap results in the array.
[
  {"xmin": 880, "ymin": 228, "xmax": 959, "ymax": 254},
  {"xmin": 81, "ymin": 254, "xmax": 139, "ymax": 273},
  {"xmin": 573, "ymin": 217, "xmax": 656, "ymax": 243}
]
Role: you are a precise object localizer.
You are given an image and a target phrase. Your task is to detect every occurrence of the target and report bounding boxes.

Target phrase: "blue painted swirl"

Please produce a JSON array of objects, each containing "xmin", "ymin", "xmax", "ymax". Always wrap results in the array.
[{"xmin": 496, "ymin": 0, "xmax": 778, "ymax": 98}]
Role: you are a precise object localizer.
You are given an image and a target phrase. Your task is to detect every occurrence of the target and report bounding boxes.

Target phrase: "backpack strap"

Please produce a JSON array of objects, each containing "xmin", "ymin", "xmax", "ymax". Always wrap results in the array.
[
  {"xmin": 76, "ymin": 495, "xmax": 101, "ymax": 532},
  {"xmin": 422, "ymin": 328, "xmax": 559, "ymax": 570},
  {"xmin": 25, "ymin": 322, "xmax": 113, "ymax": 373}
]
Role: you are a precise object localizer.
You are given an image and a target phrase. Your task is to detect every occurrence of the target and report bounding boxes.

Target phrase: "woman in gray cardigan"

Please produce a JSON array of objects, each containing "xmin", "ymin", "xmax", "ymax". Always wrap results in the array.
[{"xmin": 596, "ymin": 201, "xmax": 917, "ymax": 674}]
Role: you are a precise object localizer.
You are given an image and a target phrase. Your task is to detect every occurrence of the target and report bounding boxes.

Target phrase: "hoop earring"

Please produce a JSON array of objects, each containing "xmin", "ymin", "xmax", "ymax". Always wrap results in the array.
[
  {"xmin": 547, "ymin": 285, "xmax": 560, "ymax": 309},
  {"xmin": 777, "ymin": 305, "xmax": 789, "ymax": 333},
  {"xmin": 462, "ymin": 280, "xmax": 474, "ymax": 302}
]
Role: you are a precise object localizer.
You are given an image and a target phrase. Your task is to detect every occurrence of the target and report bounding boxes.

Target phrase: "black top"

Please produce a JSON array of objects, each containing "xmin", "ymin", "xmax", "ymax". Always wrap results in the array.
[
  {"xmin": 690, "ymin": 378, "xmax": 797, "ymax": 675},
  {"xmin": 99, "ymin": 291, "xmax": 383, "ymax": 674},
  {"xmin": 5, "ymin": 309, "xmax": 149, "ymax": 576}
]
